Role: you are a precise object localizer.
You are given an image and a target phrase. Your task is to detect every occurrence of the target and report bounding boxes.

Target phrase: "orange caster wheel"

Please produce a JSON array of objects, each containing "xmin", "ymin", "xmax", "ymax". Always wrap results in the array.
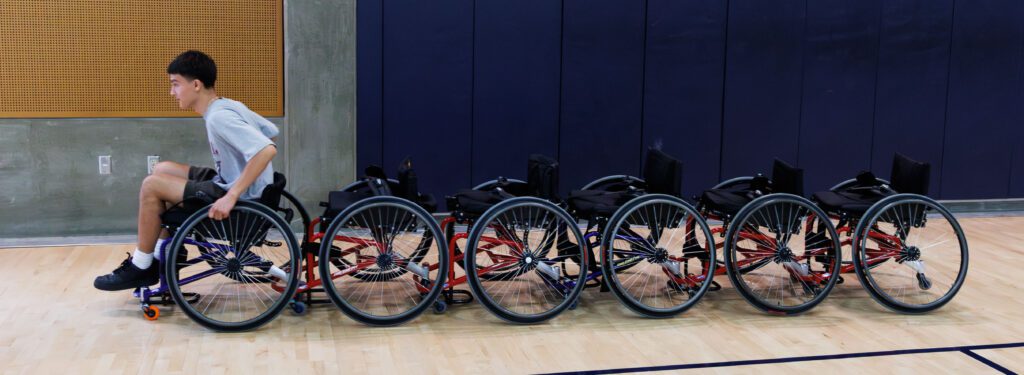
[{"xmin": 143, "ymin": 306, "xmax": 160, "ymax": 321}]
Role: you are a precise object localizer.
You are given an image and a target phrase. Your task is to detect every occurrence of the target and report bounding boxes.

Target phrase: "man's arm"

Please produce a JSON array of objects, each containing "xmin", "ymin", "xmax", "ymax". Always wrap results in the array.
[{"xmin": 208, "ymin": 144, "xmax": 277, "ymax": 220}]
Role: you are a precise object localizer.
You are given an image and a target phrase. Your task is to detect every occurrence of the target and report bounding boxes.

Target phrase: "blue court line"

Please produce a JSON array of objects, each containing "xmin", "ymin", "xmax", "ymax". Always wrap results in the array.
[
  {"xmin": 540, "ymin": 341, "xmax": 1024, "ymax": 375},
  {"xmin": 961, "ymin": 349, "xmax": 1017, "ymax": 374}
]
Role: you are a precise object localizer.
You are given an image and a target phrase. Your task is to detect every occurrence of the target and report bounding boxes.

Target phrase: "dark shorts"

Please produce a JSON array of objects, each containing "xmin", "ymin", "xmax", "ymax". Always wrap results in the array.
[{"xmin": 184, "ymin": 166, "xmax": 227, "ymax": 203}]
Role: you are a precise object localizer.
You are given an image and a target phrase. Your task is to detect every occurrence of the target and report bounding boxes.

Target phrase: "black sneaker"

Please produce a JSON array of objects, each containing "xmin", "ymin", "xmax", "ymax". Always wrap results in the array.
[{"xmin": 94, "ymin": 253, "xmax": 160, "ymax": 291}]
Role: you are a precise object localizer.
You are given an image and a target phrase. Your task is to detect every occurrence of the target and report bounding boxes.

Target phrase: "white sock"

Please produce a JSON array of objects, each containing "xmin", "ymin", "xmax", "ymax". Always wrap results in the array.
[
  {"xmin": 132, "ymin": 249, "xmax": 154, "ymax": 270},
  {"xmin": 154, "ymin": 238, "xmax": 166, "ymax": 261}
]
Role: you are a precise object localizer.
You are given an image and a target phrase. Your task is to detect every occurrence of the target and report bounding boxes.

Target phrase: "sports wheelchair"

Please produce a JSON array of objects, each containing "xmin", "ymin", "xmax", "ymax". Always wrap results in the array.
[
  {"xmin": 300, "ymin": 158, "xmax": 449, "ymax": 326},
  {"xmin": 432, "ymin": 154, "xmax": 589, "ymax": 324},
  {"xmin": 695, "ymin": 159, "xmax": 842, "ymax": 315},
  {"xmin": 138, "ymin": 172, "xmax": 304, "ymax": 332},
  {"xmin": 811, "ymin": 153, "xmax": 968, "ymax": 313},
  {"xmin": 564, "ymin": 148, "xmax": 718, "ymax": 318}
]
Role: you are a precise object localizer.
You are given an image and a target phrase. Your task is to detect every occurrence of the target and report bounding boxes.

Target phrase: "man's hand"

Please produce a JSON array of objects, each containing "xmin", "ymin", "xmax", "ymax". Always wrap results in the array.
[{"xmin": 209, "ymin": 193, "xmax": 240, "ymax": 220}]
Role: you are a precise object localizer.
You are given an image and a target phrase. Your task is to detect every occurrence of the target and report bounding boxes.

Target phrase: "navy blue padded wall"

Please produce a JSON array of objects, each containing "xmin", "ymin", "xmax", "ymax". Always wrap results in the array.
[
  {"xmin": 720, "ymin": 0, "xmax": 806, "ymax": 180},
  {"xmin": 1014, "ymin": 118, "xmax": 1024, "ymax": 196},
  {"xmin": 472, "ymin": 0, "xmax": 562, "ymax": 184},
  {"xmin": 559, "ymin": 0, "xmax": 646, "ymax": 192},
  {"xmin": 940, "ymin": 0, "xmax": 1024, "ymax": 199},
  {"xmin": 358, "ymin": 0, "xmax": 1024, "ymax": 202},
  {"xmin": 798, "ymin": 0, "xmax": 880, "ymax": 193},
  {"xmin": 871, "ymin": 0, "xmax": 954, "ymax": 197},
  {"xmin": 381, "ymin": 0, "xmax": 473, "ymax": 198},
  {"xmin": 356, "ymin": 0, "xmax": 383, "ymax": 168},
  {"xmin": 642, "ymin": 0, "xmax": 727, "ymax": 199}
]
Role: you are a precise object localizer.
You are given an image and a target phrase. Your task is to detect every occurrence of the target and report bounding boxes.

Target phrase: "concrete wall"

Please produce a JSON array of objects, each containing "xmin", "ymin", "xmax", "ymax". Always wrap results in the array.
[
  {"xmin": 284, "ymin": 0, "xmax": 358, "ymax": 218},
  {"xmin": 0, "ymin": 0, "xmax": 356, "ymax": 238}
]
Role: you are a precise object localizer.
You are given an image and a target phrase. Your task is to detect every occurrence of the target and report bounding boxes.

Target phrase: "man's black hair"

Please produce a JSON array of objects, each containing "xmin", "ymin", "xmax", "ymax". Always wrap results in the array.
[{"xmin": 167, "ymin": 50, "xmax": 217, "ymax": 88}]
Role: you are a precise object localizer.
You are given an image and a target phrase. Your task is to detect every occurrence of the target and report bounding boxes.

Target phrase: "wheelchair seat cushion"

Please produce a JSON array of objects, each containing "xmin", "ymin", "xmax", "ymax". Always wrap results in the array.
[
  {"xmin": 699, "ymin": 188, "xmax": 752, "ymax": 217},
  {"xmin": 323, "ymin": 190, "xmax": 373, "ymax": 219},
  {"xmin": 812, "ymin": 187, "xmax": 893, "ymax": 216},
  {"xmin": 568, "ymin": 189, "xmax": 634, "ymax": 219},
  {"xmin": 453, "ymin": 189, "xmax": 516, "ymax": 216}
]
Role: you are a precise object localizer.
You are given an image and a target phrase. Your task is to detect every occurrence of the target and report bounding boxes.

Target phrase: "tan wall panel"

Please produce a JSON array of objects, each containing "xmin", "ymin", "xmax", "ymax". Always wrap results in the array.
[{"xmin": 0, "ymin": 0, "xmax": 283, "ymax": 118}]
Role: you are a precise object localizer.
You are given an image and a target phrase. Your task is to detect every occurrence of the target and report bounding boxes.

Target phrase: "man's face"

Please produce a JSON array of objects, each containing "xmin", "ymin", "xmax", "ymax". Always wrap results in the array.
[{"xmin": 169, "ymin": 74, "xmax": 199, "ymax": 110}]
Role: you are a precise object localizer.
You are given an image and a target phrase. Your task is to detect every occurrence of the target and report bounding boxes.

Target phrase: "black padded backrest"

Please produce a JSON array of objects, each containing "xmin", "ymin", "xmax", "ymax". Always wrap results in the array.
[
  {"xmin": 890, "ymin": 153, "xmax": 930, "ymax": 195},
  {"xmin": 771, "ymin": 159, "xmax": 804, "ymax": 196},
  {"xmin": 395, "ymin": 157, "xmax": 418, "ymax": 200},
  {"xmin": 642, "ymin": 147, "xmax": 683, "ymax": 197},
  {"xmin": 364, "ymin": 165, "xmax": 387, "ymax": 180},
  {"xmin": 527, "ymin": 154, "xmax": 560, "ymax": 201},
  {"xmin": 259, "ymin": 172, "xmax": 287, "ymax": 208}
]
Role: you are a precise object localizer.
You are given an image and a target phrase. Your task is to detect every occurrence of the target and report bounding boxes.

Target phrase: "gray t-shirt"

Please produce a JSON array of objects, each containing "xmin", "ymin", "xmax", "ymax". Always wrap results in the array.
[{"xmin": 202, "ymin": 98, "xmax": 279, "ymax": 200}]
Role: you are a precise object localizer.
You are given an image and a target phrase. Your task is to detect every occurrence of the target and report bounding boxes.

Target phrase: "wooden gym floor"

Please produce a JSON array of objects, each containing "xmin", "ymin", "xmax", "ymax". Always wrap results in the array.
[{"xmin": 0, "ymin": 215, "xmax": 1021, "ymax": 374}]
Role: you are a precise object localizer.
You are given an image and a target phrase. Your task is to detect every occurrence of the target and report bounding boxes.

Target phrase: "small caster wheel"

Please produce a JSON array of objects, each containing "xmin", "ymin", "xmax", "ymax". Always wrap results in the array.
[
  {"xmin": 290, "ymin": 301, "xmax": 308, "ymax": 315},
  {"xmin": 568, "ymin": 300, "xmax": 579, "ymax": 310},
  {"xmin": 432, "ymin": 300, "xmax": 447, "ymax": 314},
  {"xmin": 142, "ymin": 306, "xmax": 160, "ymax": 321}
]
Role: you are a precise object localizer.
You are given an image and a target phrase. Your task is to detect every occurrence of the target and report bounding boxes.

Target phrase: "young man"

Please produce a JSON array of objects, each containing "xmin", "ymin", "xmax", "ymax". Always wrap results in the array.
[{"xmin": 94, "ymin": 50, "xmax": 280, "ymax": 291}]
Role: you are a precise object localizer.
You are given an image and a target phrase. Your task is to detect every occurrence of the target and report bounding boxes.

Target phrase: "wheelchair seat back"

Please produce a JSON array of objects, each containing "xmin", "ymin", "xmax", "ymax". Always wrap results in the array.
[
  {"xmin": 258, "ymin": 172, "xmax": 288, "ymax": 209},
  {"xmin": 771, "ymin": 158, "xmax": 804, "ymax": 196},
  {"xmin": 642, "ymin": 147, "xmax": 683, "ymax": 197},
  {"xmin": 527, "ymin": 154, "xmax": 561, "ymax": 202},
  {"xmin": 891, "ymin": 152, "xmax": 930, "ymax": 195},
  {"xmin": 396, "ymin": 157, "xmax": 438, "ymax": 212}
]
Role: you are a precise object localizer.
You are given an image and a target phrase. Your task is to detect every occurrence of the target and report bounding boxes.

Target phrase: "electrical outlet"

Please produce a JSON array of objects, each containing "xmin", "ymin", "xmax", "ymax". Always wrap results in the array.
[
  {"xmin": 98, "ymin": 155, "xmax": 111, "ymax": 175},
  {"xmin": 147, "ymin": 155, "xmax": 160, "ymax": 175}
]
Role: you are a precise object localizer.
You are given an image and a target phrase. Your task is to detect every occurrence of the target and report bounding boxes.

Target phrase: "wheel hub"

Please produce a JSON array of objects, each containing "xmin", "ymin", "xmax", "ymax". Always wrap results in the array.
[
  {"xmin": 226, "ymin": 258, "xmax": 242, "ymax": 273},
  {"xmin": 649, "ymin": 248, "xmax": 669, "ymax": 263},
  {"xmin": 775, "ymin": 247, "xmax": 794, "ymax": 263},
  {"xmin": 519, "ymin": 251, "xmax": 538, "ymax": 271},
  {"xmin": 902, "ymin": 246, "xmax": 921, "ymax": 261},
  {"xmin": 376, "ymin": 252, "xmax": 395, "ymax": 270}
]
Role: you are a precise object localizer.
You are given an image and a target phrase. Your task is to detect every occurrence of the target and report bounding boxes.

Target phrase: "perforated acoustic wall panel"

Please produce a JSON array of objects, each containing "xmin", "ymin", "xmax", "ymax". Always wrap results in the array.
[{"xmin": 0, "ymin": 0, "xmax": 283, "ymax": 118}]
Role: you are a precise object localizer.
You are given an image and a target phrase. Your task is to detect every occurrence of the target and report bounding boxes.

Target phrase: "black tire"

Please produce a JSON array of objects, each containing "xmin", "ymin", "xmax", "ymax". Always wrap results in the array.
[
  {"xmin": 318, "ymin": 196, "xmax": 448, "ymax": 326},
  {"xmin": 164, "ymin": 201, "xmax": 302, "ymax": 332},
  {"xmin": 465, "ymin": 197, "xmax": 588, "ymax": 323},
  {"xmin": 601, "ymin": 195, "xmax": 717, "ymax": 317},
  {"xmin": 851, "ymin": 194, "xmax": 968, "ymax": 313},
  {"xmin": 723, "ymin": 194, "xmax": 841, "ymax": 315}
]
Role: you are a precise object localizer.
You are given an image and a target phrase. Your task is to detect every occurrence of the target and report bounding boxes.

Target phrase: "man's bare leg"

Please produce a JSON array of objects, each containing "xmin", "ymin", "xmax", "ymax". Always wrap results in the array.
[
  {"xmin": 138, "ymin": 173, "xmax": 187, "ymax": 253},
  {"xmin": 152, "ymin": 161, "xmax": 190, "ymax": 179},
  {"xmin": 150, "ymin": 161, "xmax": 191, "ymax": 241}
]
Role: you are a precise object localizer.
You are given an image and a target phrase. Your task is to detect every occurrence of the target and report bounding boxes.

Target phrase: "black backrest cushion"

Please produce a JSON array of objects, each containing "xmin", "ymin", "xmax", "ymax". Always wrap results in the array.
[
  {"xmin": 891, "ymin": 153, "xmax": 931, "ymax": 195},
  {"xmin": 771, "ymin": 159, "xmax": 804, "ymax": 196},
  {"xmin": 642, "ymin": 148, "xmax": 683, "ymax": 197},
  {"xmin": 259, "ymin": 172, "xmax": 287, "ymax": 208},
  {"xmin": 527, "ymin": 154, "xmax": 561, "ymax": 201}
]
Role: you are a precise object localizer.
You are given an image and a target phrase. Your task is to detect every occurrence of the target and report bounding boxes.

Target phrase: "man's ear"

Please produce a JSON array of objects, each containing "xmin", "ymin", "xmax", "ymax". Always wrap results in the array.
[{"xmin": 191, "ymin": 78, "xmax": 203, "ymax": 91}]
